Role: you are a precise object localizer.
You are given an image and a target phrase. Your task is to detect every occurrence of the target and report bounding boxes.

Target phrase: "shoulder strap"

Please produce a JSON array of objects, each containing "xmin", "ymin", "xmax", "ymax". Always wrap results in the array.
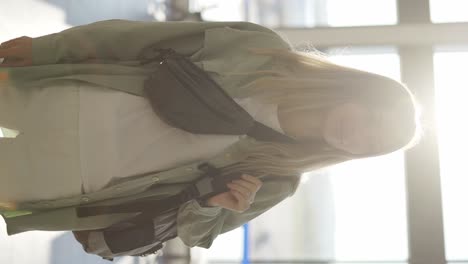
[
  {"xmin": 75, "ymin": 163, "xmax": 225, "ymax": 218},
  {"xmin": 248, "ymin": 121, "xmax": 295, "ymax": 144}
]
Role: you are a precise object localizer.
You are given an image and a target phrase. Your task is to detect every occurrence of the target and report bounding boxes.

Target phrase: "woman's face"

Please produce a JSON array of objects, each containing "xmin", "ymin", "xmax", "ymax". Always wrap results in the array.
[{"xmin": 322, "ymin": 103, "xmax": 389, "ymax": 155}]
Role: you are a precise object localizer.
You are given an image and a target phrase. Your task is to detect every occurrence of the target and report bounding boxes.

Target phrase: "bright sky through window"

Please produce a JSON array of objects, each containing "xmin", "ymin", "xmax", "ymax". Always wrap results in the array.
[
  {"xmin": 327, "ymin": 0, "xmax": 397, "ymax": 26},
  {"xmin": 434, "ymin": 51, "xmax": 468, "ymax": 261},
  {"xmin": 431, "ymin": 0, "xmax": 468, "ymax": 23}
]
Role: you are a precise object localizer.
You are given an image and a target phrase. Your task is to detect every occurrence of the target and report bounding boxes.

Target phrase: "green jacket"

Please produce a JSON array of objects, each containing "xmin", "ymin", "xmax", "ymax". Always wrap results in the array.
[{"xmin": 0, "ymin": 20, "xmax": 300, "ymax": 249}]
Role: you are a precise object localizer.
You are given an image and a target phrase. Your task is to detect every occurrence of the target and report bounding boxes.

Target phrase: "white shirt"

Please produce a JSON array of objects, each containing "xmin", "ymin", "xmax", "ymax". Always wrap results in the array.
[{"xmin": 79, "ymin": 84, "xmax": 284, "ymax": 193}]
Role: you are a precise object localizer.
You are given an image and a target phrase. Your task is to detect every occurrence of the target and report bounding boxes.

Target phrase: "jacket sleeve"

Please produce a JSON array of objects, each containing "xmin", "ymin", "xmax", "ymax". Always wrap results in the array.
[
  {"xmin": 176, "ymin": 178, "xmax": 299, "ymax": 248},
  {"xmin": 31, "ymin": 19, "xmax": 286, "ymax": 65}
]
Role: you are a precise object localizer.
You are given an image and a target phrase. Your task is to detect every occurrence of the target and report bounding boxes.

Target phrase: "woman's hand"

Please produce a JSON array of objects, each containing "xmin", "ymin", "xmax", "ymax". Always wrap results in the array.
[
  {"xmin": 206, "ymin": 174, "xmax": 263, "ymax": 213},
  {"xmin": 0, "ymin": 36, "xmax": 32, "ymax": 67}
]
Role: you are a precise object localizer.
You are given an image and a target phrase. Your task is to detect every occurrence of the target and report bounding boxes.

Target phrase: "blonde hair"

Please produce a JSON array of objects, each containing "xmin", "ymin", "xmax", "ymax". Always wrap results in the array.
[{"xmin": 220, "ymin": 48, "xmax": 422, "ymax": 178}]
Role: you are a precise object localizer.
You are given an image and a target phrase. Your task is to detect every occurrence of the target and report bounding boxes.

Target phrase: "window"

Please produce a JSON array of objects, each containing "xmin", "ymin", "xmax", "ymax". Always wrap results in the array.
[
  {"xmin": 190, "ymin": 0, "xmax": 397, "ymax": 27},
  {"xmin": 189, "ymin": 0, "xmax": 246, "ymax": 21},
  {"xmin": 430, "ymin": 0, "xmax": 468, "ymax": 23},
  {"xmin": 326, "ymin": 0, "xmax": 397, "ymax": 27},
  {"xmin": 434, "ymin": 48, "xmax": 468, "ymax": 261}
]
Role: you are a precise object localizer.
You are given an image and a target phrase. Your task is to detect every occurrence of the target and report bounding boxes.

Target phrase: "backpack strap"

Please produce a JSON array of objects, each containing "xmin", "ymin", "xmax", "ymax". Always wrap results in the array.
[
  {"xmin": 76, "ymin": 163, "xmax": 299, "ymax": 218},
  {"xmin": 76, "ymin": 163, "xmax": 230, "ymax": 218},
  {"xmin": 248, "ymin": 121, "xmax": 295, "ymax": 144}
]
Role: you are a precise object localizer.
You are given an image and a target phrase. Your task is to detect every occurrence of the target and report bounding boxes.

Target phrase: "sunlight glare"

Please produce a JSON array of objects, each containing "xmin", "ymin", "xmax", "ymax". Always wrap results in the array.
[{"xmin": 434, "ymin": 51, "xmax": 468, "ymax": 260}]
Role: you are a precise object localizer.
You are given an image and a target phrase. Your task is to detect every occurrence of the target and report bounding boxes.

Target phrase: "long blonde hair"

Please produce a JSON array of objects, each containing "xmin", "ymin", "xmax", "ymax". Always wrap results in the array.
[{"xmin": 220, "ymin": 48, "xmax": 421, "ymax": 178}]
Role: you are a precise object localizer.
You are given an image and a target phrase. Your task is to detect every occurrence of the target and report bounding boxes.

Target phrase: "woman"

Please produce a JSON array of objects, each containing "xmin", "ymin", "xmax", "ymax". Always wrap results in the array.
[{"xmin": 0, "ymin": 20, "xmax": 420, "ymax": 258}]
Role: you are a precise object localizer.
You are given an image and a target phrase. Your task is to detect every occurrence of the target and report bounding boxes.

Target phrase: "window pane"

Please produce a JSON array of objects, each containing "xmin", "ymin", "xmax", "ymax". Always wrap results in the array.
[
  {"xmin": 326, "ymin": 0, "xmax": 397, "ymax": 27},
  {"xmin": 326, "ymin": 154, "xmax": 408, "ymax": 261},
  {"xmin": 190, "ymin": 0, "xmax": 397, "ymax": 27},
  {"xmin": 194, "ymin": 227, "xmax": 245, "ymax": 262},
  {"xmin": 434, "ymin": 49, "xmax": 468, "ymax": 261},
  {"xmin": 430, "ymin": 0, "xmax": 468, "ymax": 23},
  {"xmin": 189, "ymin": 0, "xmax": 245, "ymax": 21},
  {"xmin": 250, "ymin": 157, "xmax": 408, "ymax": 262},
  {"xmin": 248, "ymin": 162, "xmax": 408, "ymax": 262}
]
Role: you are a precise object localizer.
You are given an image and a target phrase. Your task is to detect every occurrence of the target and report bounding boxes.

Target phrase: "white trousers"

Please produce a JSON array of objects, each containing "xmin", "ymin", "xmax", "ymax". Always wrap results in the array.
[{"xmin": 0, "ymin": 80, "xmax": 83, "ymax": 202}]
